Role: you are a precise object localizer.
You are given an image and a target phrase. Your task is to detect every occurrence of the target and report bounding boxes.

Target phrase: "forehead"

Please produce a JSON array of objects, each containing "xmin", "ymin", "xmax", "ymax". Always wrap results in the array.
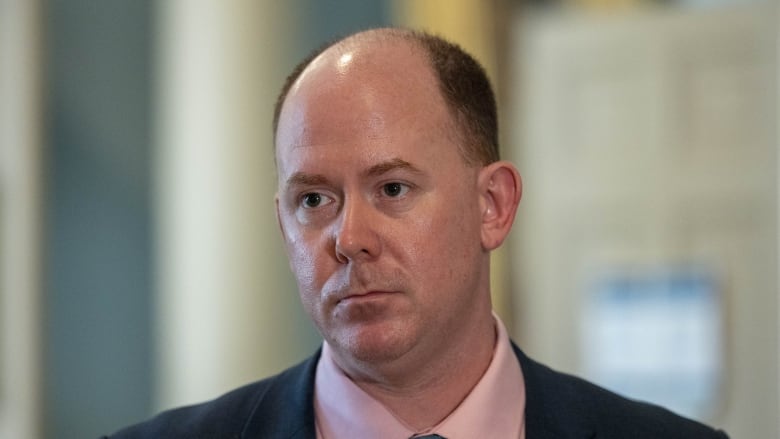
[{"xmin": 275, "ymin": 39, "xmax": 458, "ymax": 169}]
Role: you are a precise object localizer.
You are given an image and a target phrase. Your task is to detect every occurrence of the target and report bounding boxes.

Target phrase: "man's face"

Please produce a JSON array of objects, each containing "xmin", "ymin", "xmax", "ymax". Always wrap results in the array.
[{"xmin": 275, "ymin": 43, "xmax": 491, "ymax": 372}]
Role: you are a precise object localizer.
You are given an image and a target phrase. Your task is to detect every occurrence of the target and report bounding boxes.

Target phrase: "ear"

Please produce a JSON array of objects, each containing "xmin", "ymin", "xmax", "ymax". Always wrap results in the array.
[
  {"xmin": 275, "ymin": 195, "xmax": 288, "ymax": 244},
  {"xmin": 477, "ymin": 161, "xmax": 522, "ymax": 251}
]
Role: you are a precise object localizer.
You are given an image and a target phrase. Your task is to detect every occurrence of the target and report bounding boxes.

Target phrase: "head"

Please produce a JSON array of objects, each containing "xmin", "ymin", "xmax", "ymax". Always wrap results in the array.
[{"xmin": 273, "ymin": 28, "xmax": 521, "ymax": 378}]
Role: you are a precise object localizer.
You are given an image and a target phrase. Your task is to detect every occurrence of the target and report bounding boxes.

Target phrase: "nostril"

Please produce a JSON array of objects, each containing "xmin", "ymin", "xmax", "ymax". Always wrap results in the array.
[
  {"xmin": 334, "ymin": 245, "xmax": 349, "ymax": 264},
  {"xmin": 334, "ymin": 234, "xmax": 354, "ymax": 264},
  {"xmin": 335, "ymin": 231, "xmax": 377, "ymax": 263}
]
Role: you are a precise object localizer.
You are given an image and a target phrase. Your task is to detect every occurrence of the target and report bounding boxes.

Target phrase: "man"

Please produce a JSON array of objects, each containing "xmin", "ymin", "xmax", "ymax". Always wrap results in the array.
[{"xmin": 107, "ymin": 28, "xmax": 728, "ymax": 438}]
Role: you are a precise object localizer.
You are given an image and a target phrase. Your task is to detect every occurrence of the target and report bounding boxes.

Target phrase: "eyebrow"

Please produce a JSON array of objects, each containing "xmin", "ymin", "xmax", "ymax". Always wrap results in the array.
[
  {"xmin": 285, "ymin": 173, "xmax": 331, "ymax": 190},
  {"xmin": 363, "ymin": 158, "xmax": 422, "ymax": 178},
  {"xmin": 284, "ymin": 158, "xmax": 423, "ymax": 190}
]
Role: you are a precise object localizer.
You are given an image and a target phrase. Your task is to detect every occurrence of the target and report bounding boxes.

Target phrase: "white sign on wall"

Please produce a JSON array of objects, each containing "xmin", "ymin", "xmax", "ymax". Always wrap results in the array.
[{"xmin": 582, "ymin": 267, "xmax": 723, "ymax": 419}]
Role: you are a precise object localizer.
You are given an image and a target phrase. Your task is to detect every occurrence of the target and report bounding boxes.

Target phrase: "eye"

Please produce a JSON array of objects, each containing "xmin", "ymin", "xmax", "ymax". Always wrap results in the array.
[
  {"xmin": 300, "ymin": 192, "xmax": 332, "ymax": 209},
  {"xmin": 382, "ymin": 182, "xmax": 409, "ymax": 197}
]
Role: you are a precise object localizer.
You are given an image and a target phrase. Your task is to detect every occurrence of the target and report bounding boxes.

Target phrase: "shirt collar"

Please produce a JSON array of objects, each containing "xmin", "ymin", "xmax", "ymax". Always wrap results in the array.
[{"xmin": 314, "ymin": 312, "xmax": 526, "ymax": 438}]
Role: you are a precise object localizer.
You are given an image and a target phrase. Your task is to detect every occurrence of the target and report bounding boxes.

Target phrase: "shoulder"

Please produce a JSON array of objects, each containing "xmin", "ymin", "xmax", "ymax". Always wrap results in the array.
[
  {"xmin": 513, "ymin": 344, "xmax": 729, "ymax": 439},
  {"xmin": 105, "ymin": 380, "xmax": 269, "ymax": 439},
  {"xmin": 104, "ymin": 352, "xmax": 319, "ymax": 439}
]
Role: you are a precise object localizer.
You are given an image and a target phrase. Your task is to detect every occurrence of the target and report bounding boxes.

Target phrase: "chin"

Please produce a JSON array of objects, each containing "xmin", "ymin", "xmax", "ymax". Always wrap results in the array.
[{"xmin": 330, "ymin": 321, "xmax": 414, "ymax": 366}]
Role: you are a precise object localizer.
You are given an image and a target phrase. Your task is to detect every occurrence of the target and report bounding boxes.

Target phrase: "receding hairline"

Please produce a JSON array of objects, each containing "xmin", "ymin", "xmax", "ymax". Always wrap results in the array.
[
  {"xmin": 324, "ymin": 27, "xmax": 426, "ymax": 55},
  {"xmin": 288, "ymin": 30, "xmax": 436, "ymax": 104},
  {"xmin": 275, "ymin": 29, "xmax": 445, "ymax": 140},
  {"xmin": 273, "ymin": 27, "xmax": 500, "ymax": 166}
]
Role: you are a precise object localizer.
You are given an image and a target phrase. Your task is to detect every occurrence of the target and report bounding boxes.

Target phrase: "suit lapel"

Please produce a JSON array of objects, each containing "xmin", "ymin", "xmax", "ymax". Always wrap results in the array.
[
  {"xmin": 240, "ymin": 349, "xmax": 321, "ymax": 439},
  {"xmin": 513, "ymin": 343, "xmax": 597, "ymax": 439}
]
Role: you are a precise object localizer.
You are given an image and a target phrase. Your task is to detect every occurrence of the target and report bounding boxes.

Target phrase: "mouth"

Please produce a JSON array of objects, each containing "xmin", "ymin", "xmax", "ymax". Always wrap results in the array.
[{"xmin": 337, "ymin": 290, "xmax": 398, "ymax": 304}]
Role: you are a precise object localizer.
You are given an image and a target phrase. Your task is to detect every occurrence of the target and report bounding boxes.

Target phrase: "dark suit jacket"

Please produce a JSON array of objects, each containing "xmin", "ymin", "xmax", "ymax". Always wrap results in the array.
[{"xmin": 106, "ymin": 344, "xmax": 728, "ymax": 438}]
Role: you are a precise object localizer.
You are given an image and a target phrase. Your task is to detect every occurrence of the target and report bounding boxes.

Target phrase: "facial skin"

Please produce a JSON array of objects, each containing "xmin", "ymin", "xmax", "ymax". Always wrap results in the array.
[{"xmin": 275, "ymin": 35, "xmax": 521, "ymax": 402}]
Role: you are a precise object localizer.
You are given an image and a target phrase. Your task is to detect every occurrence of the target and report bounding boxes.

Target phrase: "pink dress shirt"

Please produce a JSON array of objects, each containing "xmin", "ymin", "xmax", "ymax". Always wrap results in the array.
[{"xmin": 314, "ymin": 313, "xmax": 526, "ymax": 438}]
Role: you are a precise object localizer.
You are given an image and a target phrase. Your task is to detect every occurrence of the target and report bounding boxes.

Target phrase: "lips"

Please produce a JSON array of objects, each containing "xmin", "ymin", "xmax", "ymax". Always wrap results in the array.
[
  {"xmin": 337, "ymin": 290, "xmax": 397, "ymax": 304},
  {"xmin": 333, "ymin": 290, "xmax": 402, "ymax": 321}
]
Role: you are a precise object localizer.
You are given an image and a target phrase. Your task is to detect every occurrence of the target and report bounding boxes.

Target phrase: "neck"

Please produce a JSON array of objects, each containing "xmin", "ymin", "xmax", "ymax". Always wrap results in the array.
[{"xmin": 336, "ymin": 310, "xmax": 498, "ymax": 430}]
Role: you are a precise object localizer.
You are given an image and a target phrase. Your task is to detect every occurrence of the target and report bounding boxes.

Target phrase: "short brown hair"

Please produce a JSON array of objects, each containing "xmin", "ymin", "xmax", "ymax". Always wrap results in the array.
[{"xmin": 273, "ymin": 28, "xmax": 499, "ymax": 166}]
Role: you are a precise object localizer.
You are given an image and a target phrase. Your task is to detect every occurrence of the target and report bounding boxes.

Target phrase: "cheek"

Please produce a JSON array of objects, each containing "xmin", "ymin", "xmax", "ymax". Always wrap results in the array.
[
  {"xmin": 281, "ymin": 218, "xmax": 327, "ymax": 293},
  {"xmin": 285, "ymin": 237, "xmax": 327, "ymax": 324},
  {"xmin": 289, "ymin": 243, "xmax": 317, "ymax": 289},
  {"xmin": 412, "ymin": 198, "xmax": 482, "ymax": 277}
]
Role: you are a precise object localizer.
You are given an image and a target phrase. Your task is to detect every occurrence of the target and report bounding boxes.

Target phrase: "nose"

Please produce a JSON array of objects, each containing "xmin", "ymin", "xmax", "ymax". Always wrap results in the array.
[{"xmin": 333, "ymin": 196, "xmax": 381, "ymax": 263}]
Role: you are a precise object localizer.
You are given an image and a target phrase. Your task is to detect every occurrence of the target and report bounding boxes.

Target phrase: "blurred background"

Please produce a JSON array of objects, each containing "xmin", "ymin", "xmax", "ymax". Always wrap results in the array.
[{"xmin": 0, "ymin": 0, "xmax": 776, "ymax": 438}]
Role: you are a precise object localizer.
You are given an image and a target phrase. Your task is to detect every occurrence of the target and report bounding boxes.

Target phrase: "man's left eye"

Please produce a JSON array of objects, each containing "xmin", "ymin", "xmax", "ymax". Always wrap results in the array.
[{"xmin": 382, "ymin": 182, "xmax": 409, "ymax": 197}]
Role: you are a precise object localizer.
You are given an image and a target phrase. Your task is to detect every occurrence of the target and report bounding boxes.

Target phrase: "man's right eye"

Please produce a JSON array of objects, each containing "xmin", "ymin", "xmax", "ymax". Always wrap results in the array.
[{"xmin": 301, "ymin": 192, "xmax": 325, "ymax": 208}]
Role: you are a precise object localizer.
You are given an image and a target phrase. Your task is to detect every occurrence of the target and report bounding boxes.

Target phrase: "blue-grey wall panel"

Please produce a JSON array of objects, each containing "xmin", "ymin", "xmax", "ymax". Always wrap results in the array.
[{"xmin": 44, "ymin": 1, "xmax": 153, "ymax": 437}]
